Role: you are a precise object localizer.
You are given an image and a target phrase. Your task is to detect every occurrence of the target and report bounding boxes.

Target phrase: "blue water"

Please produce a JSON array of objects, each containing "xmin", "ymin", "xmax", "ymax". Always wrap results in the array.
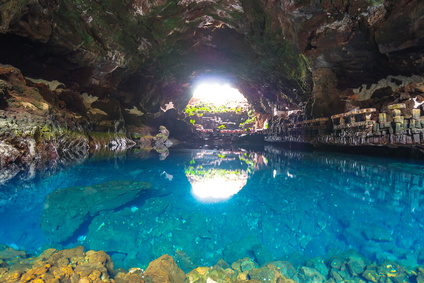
[{"xmin": 1, "ymin": 145, "xmax": 424, "ymax": 271}]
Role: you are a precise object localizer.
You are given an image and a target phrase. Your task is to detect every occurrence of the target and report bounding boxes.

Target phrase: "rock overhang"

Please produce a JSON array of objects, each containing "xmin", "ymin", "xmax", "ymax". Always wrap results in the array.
[
  {"xmin": 0, "ymin": 0, "xmax": 423, "ymax": 119},
  {"xmin": 0, "ymin": 0, "xmax": 311, "ymax": 112}
]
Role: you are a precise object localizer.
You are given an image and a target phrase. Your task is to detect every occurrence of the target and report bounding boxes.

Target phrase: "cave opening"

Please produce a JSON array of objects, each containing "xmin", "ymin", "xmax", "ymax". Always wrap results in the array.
[
  {"xmin": 191, "ymin": 82, "xmax": 246, "ymax": 106},
  {"xmin": 184, "ymin": 80, "xmax": 256, "ymax": 135}
]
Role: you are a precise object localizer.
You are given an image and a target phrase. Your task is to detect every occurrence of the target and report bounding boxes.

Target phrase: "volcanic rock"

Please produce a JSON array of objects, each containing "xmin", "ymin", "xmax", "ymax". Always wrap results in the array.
[{"xmin": 40, "ymin": 180, "xmax": 151, "ymax": 243}]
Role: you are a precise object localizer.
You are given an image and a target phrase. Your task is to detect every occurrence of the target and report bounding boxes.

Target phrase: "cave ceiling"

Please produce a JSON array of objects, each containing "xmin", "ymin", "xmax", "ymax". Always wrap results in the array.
[{"xmin": 1, "ymin": 0, "xmax": 424, "ymax": 115}]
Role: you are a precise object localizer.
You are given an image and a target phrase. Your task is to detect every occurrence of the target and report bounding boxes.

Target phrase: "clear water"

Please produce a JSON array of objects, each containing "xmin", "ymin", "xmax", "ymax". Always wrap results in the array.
[{"xmin": 1, "ymin": 145, "xmax": 424, "ymax": 272}]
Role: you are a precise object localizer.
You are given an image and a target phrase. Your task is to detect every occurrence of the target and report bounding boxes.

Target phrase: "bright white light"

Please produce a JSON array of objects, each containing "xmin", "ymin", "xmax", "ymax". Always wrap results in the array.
[
  {"xmin": 187, "ymin": 168, "xmax": 248, "ymax": 202},
  {"xmin": 413, "ymin": 97, "xmax": 424, "ymax": 109},
  {"xmin": 192, "ymin": 83, "xmax": 246, "ymax": 105},
  {"xmin": 191, "ymin": 178, "xmax": 246, "ymax": 202}
]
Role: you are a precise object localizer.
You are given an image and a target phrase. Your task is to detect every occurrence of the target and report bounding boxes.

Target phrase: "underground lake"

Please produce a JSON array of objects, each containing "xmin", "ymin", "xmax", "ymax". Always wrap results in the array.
[{"xmin": 1, "ymin": 145, "xmax": 424, "ymax": 281}]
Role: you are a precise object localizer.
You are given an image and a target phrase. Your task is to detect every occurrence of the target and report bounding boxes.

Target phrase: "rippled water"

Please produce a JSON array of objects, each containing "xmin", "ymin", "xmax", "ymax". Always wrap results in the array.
[{"xmin": 1, "ymin": 145, "xmax": 424, "ymax": 271}]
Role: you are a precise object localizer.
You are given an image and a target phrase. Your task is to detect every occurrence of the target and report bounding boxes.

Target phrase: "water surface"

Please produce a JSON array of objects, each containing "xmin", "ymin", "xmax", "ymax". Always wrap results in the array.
[{"xmin": 1, "ymin": 145, "xmax": 424, "ymax": 271}]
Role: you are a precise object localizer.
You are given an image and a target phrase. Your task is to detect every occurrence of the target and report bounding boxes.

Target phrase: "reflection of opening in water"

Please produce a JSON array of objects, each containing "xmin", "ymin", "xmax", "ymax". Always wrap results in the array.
[
  {"xmin": 185, "ymin": 150, "xmax": 253, "ymax": 202},
  {"xmin": 189, "ymin": 170, "xmax": 248, "ymax": 201}
]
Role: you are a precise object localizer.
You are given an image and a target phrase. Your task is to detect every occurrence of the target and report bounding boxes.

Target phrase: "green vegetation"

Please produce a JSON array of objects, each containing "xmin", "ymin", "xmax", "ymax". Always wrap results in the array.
[
  {"xmin": 30, "ymin": 127, "xmax": 88, "ymax": 143},
  {"xmin": 239, "ymin": 156, "xmax": 255, "ymax": 168},
  {"xmin": 185, "ymin": 101, "xmax": 247, "ymax": 116},
  {"xmin": 241, "ymin": 0, "xmax": 312, "ymax": 100},
  {"xmin": 239, "ymin": 117, "xmax": 255, "ymax": 128},
  {"xmin": 88, "ymin": 131, "xmax": 127, "ymax": 145},
  {"xmin": 238, "ymin": 152, "xmax": 264, "ymax": 173},
  {"xmin": 0, "ymin": 80, "xmax": 8, "ymax": 95},
  {"xmin": 368, "ymin": 0, "xmax": 384, "ymax": 6},
  {"xmin": 185, "ymin": 167, "xmax": 244, "ymax": 179},
  {"xmin": 0, "ymin": 0, "xmax": 29, "ymax": 33}
]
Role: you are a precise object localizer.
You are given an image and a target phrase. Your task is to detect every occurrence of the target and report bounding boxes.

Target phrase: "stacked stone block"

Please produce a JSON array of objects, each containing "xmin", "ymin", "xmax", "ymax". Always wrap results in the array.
[{"xmin": 265, "ymin": 106, "xmax": 424, "ymax": 149}]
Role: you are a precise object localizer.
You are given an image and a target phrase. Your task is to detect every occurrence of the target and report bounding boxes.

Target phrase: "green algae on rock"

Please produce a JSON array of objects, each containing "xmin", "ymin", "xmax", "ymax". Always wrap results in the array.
[{"xmin": 40, "ymin": 180, "xmax": 152, "ymax": 243}]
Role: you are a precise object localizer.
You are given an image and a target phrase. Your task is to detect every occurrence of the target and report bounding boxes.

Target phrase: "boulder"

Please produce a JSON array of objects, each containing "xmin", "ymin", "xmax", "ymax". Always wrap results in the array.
[
  {"xmin": 269, "ymin": 261, "xmax": 296, "ymax": 279},
  {"xmin": 114, "ymin": 268, "xmax": 145, "ymax": 283},
  {"xmin": 252, "ymin": 244, "xmax": 273, "ymax": 266},
  {"xmin": 144, "ymin": 254, "xmax": 186, "ymax": 283},
  {"xmin": 0, "ymin": 247, "xmax": 26, "ymax": 261},
  {"xmin": 295, "ymin": 267, "xmax": 326, "ymax": 283},
  {"xmin": 186, "ymin": 265, "xmax": 237, "ymax": 283},
  {"xmin": 0, "ymin": 246, "xmax": 115, "ymax": 283},
  {"xmin": 306, "ymin": 257, "xmax": 328, "ymax": 277}
]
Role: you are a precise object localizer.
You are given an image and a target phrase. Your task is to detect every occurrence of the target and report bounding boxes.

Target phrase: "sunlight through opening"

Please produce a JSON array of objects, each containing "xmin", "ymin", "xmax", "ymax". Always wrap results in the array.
[
  {"xmin": 191, "ymin": 83, "xmax": 247, "ymax": 106},
  {"xmin": 185, "ymin": 81, "xmax": 254, "ymax": 132}
]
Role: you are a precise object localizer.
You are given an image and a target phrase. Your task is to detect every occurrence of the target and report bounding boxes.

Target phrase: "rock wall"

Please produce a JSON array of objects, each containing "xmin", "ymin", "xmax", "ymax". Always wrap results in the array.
[
  {"xmin": 306, "ymin": 68, "xmax": 344, "ymax": 118},
  {"xmin": 0, "ymin": 64, "xmax": 136, "ymax": 178},
  {"xmin": 265, "ymin": 80, "xmax": 424, "ymax": 152}
]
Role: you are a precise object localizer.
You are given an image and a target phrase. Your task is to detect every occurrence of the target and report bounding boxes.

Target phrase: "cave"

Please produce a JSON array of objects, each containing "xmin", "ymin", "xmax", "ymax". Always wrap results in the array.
[{"xmin": 1, "ymin": 0, "xmax": 424, "ymax": 282}]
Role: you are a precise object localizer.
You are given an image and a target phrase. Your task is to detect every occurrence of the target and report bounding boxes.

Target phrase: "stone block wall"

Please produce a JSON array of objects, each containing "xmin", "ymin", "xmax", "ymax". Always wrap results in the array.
[{"xmin": 265, "ymin": 105, "xmax": 424, "ymax": 150}]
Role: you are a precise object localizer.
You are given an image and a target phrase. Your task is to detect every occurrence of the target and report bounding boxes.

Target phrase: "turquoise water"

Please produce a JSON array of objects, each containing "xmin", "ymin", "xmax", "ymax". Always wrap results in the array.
[{"xmin": 1, "ymin": 145, "xmax": 424, "ymax": 271}]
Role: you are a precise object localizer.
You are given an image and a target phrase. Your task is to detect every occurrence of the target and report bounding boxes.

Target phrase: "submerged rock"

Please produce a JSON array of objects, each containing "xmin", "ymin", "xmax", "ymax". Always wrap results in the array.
[
  {"xmin": 86, "ymin": 208, "xmax": 140, "ymax": 256},
  {"xmin": 232, "ymin": 257, "xmax": 259, "ymax": 273},
  {"xmin": 0, "ymin": 245, "xmax": 424, "ymax": 283},
  {"xmin": 306, "ymin": 257, "xmax": 328, "ymax": 277},
  {"xmin": 0, "ymin": 247, "xmax": 26, "ymax": 261},
  {"xmin": 347, "ymin": 255, "xmax": 366, "ymax": 276},
  {"xmin": 249, "ymin": 264, "xmax": 297, "ymax": 283},
  {"xmin": 144, "ymin": 254, "xmax": 186, "ymax": 283},
  {"xmin": 362, "ymin": 269, "xmax": 381, "ymax": 282},
  {"xmin": 0, "ymin": 246, "xmax": 116, "ymax": 283},
  {"xmin": 40, "ymin": 180, "xmax": 151, "ymax": 243},
  {"xmin": 175, "ymin": 250, "xmax": 197, "ymax": 272},
  {"xmin": 187, "ymin": 258, "xmax": 298, "ymax": 283},
  {"xmin": 295, "ymin": 266, "xmax": 326, "ymax": 283},
  {"xmin": 223, "ymin": 236, "xmax": 262, "ymax": 264},
  {"xmin": 114, "ymin": 267, "xmax": 145, "ymax": 283},
  {"xmin": 364, "ymin": 225, "xmax": 393, "ymax": 242},
  {"xmin": 252, "ymin": 244, "xmax": 274, "ymax": 266},
  {"xmin": 270, "ymin": 261, "xmax": 297, "ymax": 279}
]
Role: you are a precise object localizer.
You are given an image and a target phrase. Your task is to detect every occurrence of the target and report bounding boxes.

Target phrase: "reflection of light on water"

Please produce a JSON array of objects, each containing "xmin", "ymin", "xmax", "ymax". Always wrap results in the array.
[
  {"xmin": 185, "ymin": 150, "xmax": 268, "ymax": 202},
  {"xmin": 191, "ymin": 178, "xmax": 246, "ymax": 201},
  {"xmin": 187, "ymin": 169, "xmax": 248, "ymax": 202}
]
